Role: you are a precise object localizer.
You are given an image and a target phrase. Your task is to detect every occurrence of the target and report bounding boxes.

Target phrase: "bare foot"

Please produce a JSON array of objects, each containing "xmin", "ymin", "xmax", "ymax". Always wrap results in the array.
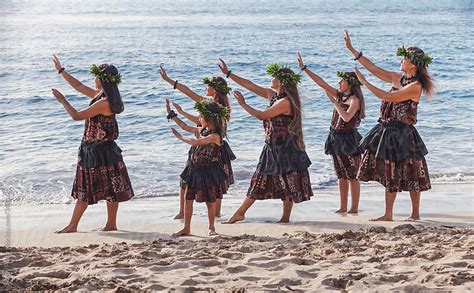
[
  {"xmin": 348, "ymin": 210, "xmax": 359, "ymax": 214},
  {"xmin": 173, "ymin": 212, "xmax": 184, "ymax": 220},
  {"xmin": 222, "ymin": 213, "xmax": 245, "ymax": 224},
  {"xmin": 55, "ymin": 224, "xmax": 77, "ymax": 234},
  {"xmin": 172, "ymin": 228, "xmax": 190, "ymax": 238},
  {"xmin": 404, "ymin": 215, "xmax": 420, "ymax": 221},
  {"xmin": 369, "ymin": 215, "xmax": 393, "ymax": 221},
  {"xmin": 335, "ymin": 209, "xmax": 347, "ymax": 214},
  {"xmin": 98, "ymin": 226, "xmax": 117, "ymax": 232},
  {"xmin": 208, "ymin": 229, "xmax": 218, "ymax": 236},
  {"xmin": 277, "ymin": 218, "xmax": 290, "ymax": 223}
]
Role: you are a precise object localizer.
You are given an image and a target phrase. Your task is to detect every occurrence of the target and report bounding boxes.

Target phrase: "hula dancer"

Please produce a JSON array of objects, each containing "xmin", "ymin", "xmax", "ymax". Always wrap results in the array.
[
  {"xmin": 345, "ymin": 30, "xmax": 434, "ymax": 221},
  {"xmin": 297, "ymin": 53, "xmax": 365, "ymax": 214},
  {"xmin": 52, "ymin": 55, "xmax": 134, "ymax": 233},
  {"xmin": 160, "ymin": 66, "xmax": 235, "ymax": 219},
  {"xmin": 167, "ymin": 99, "xmax": 230, "ymax": 236},
  {"xmin": 219, "ymin": 60, "xmax": 313, "ymax": 224}
]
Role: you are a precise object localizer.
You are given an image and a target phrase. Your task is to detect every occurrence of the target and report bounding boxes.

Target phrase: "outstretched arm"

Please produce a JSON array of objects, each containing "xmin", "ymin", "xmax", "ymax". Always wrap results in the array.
[
  {"xmin": 298, "ymin": 52, "xmax": 337, "ymax": 97},
  {"xmin": 344, "ymin": 30, "xmax": 400, "ymax": 85},
  {"xmin": 172, "ymin": 102, "xmax": 199, "ymax": 125},
  {"xmin": 160, "ymin": 66, "xmax": 204, "ymax": 102},
  {"xmin": 171, "ymin": 129, "xmax": 220, "ymax": 147},
  {"xmin": 53, "ymin": 55, "xmax": 99, "ymax": 99},
  {"xmin": 354, "ymin": 68, "xmax": 421, "ymax": 103},
  {"xmin": 233, "ymin": 91, "xmax": 291, "ymax": 120},
  {"xmin": 219, "ymin": 59, "xmax": 275, "ymax": 99},
  {"xmin": 326, "ymin": 92, "xmax": 360, "ymax": 122},
  {"xmin": 51, "ymin": 88, "xmax": 112, "ymax": 120},
  {"xmin": 166, "ymin": 98, "xmax": 199, "ymax": 134}
]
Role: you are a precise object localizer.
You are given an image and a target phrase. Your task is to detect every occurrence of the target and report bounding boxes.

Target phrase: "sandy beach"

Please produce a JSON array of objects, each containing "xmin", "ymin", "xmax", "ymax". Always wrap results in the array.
[{"xmin": 1, "ymin": 184, "xmax": 473, "ymax": 291}]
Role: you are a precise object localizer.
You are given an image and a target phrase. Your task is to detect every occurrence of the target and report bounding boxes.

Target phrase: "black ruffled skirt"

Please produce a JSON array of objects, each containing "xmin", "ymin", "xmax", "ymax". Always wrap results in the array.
[
  {"xmin": 222, "ymin": 140, "xmax": 236, "ymax": 162},
  {"xmin": 78, "ymin": 140, "xmax": 123, "ymax": 168},
  {"xmin": 324, "ymin": 128, "xmax": 363, "ymax": 156},
  {"xmin": 221, "ymin": 140, "xmax": 236, "ymax": 192},
  {"xmin": 256, "ymin": 137, "xmax": 312, "ymax": 175},
  {"xmin": 180, "ymin": 162, "xmax": 228, "ymax": 203},
  {"xmin": 180, "ymin": 162, "xmax": 228, "ymax": 189},
  {"xmin": 359, "ymin": 122, "xmax": 428, "ymax": 161}
]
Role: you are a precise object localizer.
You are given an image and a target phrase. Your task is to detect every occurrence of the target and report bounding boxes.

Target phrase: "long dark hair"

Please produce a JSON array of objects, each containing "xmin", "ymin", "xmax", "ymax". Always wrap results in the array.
[
  {"xmin": 204, "ymin": 101, "xmax": 228, "ymax": 139},
  {"xmin": 344, "ymin": 72, "xmax": 366, "ymax": 120},
  {"xmin": 99, "ymin": 64, "xmax": 124, "ymax": 114},
  {"xmin": 406, "ymin": 47, "xmax": 435, "ymax": 97},
  {"xmin": 280, "ymin": 68, "xmax": 305, "ymax": 150}
]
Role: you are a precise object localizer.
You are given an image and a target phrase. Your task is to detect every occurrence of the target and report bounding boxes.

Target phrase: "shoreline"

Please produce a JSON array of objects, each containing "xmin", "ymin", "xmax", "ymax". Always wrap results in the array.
[
  {"xmin": 1, "ymin": 182, "xmax": 472, "ymax": 248},
  {"xmin": 1, "ymin": 183, "xmax": 473, "ymax": 291}
]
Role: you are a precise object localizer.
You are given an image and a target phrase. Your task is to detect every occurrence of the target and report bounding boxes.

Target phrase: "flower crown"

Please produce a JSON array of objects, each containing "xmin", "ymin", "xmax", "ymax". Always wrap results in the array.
[
  {"xmin": 203, "ymin": 77, "xmax": 232, "ymax": 94},
  {"xmin": 194, "ymin": 99, "xmax": 230, "ymax": 125},
  {"xmin": 396, "ymin": 46, "xmax": 433, "ymax": 68},
  {"xmin": 90, "ymin": 64, "xmax": 122, "ymax": 85},
  {"xmin": 266, "ymin": 63, "xmax": 301, "ymax": 86},
  {"xmin": 337, "ymin": 71, "xmax": 362, "ymax": 87}
]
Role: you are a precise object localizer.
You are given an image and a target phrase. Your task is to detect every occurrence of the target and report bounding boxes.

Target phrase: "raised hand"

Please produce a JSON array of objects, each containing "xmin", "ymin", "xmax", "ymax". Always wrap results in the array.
[
  {"xmin": 51, "ymin": 88, "xmax": 66, "ymax": 104},
  {"xmin": 165, "ymin": 98, "xmax": 171, "ymax": 113},
  {"xmin": 233, "ymin": 91, "xmax": 246, "ymax": 106},
  {"xmin": 159, "ymin": 65, "xmax": 169, "ymax": 81},
  {"xmin": 172, "ymin": 102, "xmax": 183, "ymax": 114},
  {"xmin": 171, "ymin": 127, "xmax": 182, "ymax": 139},
  {"xmin": 344, "ymin": 30, "xmax": 354, "ymax": 51},
  {"xmin": 218, "ymin": 58, "xmax": 229, "ymax": 75},
  {"xmin": 297, "ymin": 52, "xmax": 305, "ymax": 70},
  {"xmin": 53, "ymin": 54, "xmax": 62, "ymax": 72}
]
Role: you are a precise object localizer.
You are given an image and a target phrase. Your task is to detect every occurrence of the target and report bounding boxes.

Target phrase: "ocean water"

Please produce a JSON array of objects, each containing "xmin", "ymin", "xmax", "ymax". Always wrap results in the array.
[{"xmin": 0, "ymin": 0, "xmax": 473, "ymax": 204}]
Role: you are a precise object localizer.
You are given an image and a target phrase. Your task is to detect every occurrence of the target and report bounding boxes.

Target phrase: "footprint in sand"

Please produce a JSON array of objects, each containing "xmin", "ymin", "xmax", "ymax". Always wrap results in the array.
[
  {"xmin": 111, "ymin": 268, "xmax": 136, "ymax": 275},
  {"xmin": 190, "ymin": 259, "xmax": 222, "ymax": 267},
  {"xmin": 295, "ymin": 270, "xmax": 318, "ymax": 278},
  {"xmin": 150, "ymin": 262, "xmax": 188, "ymax": 272},
  {"xmin": 22, "ymin": 270, "xmax": 71, "ymax": 280},
  {"xmin": 262, "ymin": 278, "xmax": 302, "ymax": 289},
  {"xmin": 225, "ymin": 265, "xmax": 248, "ymax": 274},
  {"xmin": 218, "ymin": 251, "xmax": 244, "ymax": 260},
  {"xmin": 143, "ymin": 284, "xmax": 167, "ymax": 291},
  {"xmin": 239, "ymin": 276, "xmax": 260, "ymax": 282}
]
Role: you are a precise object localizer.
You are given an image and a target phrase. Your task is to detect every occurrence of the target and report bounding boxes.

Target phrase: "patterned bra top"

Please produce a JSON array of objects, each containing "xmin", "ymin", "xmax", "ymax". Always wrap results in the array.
[
  {"xmin": 83, "ymin": 93, "xmax": 119, "ymax": 143},
  {"xmin": 264, "ymin": 92, "xmax": 294, "ymax": 144},
  {"xmin": 379, "ymin": 75, "xmax": 419, "ymax": 125},
  {"xmin": 191, "ymin": 128, "xmax": 222, "ymax": 165},
  {"xmin": 330, "ymin": 91, "xmax": 361, "ymax": 132}
]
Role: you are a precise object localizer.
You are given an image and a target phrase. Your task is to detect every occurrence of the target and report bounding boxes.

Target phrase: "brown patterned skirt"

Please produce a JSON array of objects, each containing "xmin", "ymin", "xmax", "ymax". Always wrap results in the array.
[
  {"xmin": 357, "ymin": 122, "xmax": 431, "ymax": 192},
  {"xmin": 357, "ymin": 149, "xmax": 431, "ymax": 192},
  {"xmin": 332, "ymin": 154, "xmax": 361, "ymax": 180},
  {"xmin": 72, "ymin": 160, "xmax": 134, "ymax": 205},
  {"xmin": 247, "ymin": 169, "xmax": 313, "ymax": 203}
]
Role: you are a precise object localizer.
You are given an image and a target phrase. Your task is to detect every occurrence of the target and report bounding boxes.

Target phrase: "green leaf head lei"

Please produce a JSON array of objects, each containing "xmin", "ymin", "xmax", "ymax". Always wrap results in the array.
[
  {"xmin": 396, "ymin": 46, "xmax": 432, "ymax": 68},
  {"xmin": 203, "ymin": 77, "xmax": 232, "ymax": 95},
  {"xmin": 337, "ymin": 71, "xmax": 362, "ymax": 87},
  {"xmin": 194, "ymin": 99, "xmax": 230, "ymax": 126},
  {"xmin": 90, "ymin": 64, "xmax": 122, "ymax": 85},
  {"xmin": 266, "ymin": 63, "xmax": 301, "ymax": 86}
]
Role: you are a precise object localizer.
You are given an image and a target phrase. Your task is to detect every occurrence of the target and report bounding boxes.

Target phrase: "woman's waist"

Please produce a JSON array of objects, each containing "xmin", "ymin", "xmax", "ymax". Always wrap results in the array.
[
  {"xmin": 82, "ymin": 138, "xmax": 117, "ymax": 145},
  {"xmin": 190, "ymin": 158, "xmax": 221, "ymax": 166},
  {"xmin": 377, "ymin": 118, "xmax": 415, "ymax": 127},
  {"xmin": 329, "ymin": 126, "xmax": 359, "ymax": 134}
]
